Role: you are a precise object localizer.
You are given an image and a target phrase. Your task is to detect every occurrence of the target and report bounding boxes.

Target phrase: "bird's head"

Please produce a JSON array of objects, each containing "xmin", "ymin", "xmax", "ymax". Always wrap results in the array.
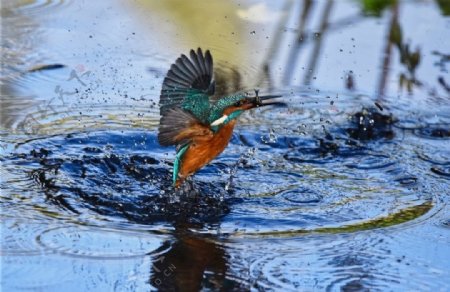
[{"xmin": 210, "ymin": 90, "xmax": 285, "ymax": 128}]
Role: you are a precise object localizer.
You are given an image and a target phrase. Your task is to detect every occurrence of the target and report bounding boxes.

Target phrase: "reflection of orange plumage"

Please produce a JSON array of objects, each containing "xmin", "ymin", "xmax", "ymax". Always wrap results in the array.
[{"xmin": 157, "ymin": 48, "xmax": 285, "ymax": 187}]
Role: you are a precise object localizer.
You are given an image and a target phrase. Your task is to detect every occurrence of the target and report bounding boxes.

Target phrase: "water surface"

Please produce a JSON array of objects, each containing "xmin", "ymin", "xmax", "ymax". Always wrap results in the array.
[{"xmin": 1, "ymin": 0, "xmax": 449, "ymax": 290}]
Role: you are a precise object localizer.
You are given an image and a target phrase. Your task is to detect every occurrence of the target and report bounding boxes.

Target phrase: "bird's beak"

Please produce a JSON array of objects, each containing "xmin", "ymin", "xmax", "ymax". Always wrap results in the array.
[{"xmin": 249, "ymin": 90, "xmax": 286, "ymax": 108}]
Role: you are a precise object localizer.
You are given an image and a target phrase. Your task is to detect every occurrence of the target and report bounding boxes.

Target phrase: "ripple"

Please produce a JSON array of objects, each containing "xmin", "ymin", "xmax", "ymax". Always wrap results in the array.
[
  {"xmin": 224, "ymin": 200, "xmax": 433, "ymax": 238},
  {"xmin": 1, "ymin": 219, "xmax": 47, "ymax": 256},
  {"xmin": 279, "ymin": 187, "xmax": 322, "ymax": 204},
  {"xmin": 14, "ymin": 0, "xmax": 71, "ymax": 16},
  {"xmin": 442, "ymin": 219, "xmax": 450, "ymax": 228},
  {"xmin": 36, "ymin": 226, "xmax": 165, "ymax": 259},
  {"xmin": 415, "ymin": 142, "xmax": 450, "ymax": 179},
  {"xmin": 393, "ymin": 118, "xmax": 426, "ymax": 130},
  {"xmin": 414, "ymin": 124, "xmax": 450, "ymax": 140},
  {"xmin": 344, "ymin": 153, "xmax": 395, "ymax": 170},
  {"xmin": 416, "ymin": 143, "xmax": 450, "ymax": 165},
  {"xmin": 395, "ymin": 176, "xmax": 418, "ymax": 186},
  {"xmin": 231, "ymin": 226, "xmax": 448, "ymax": 291},
  {"xmin": 242, "ymin": 234, "xmax": 401, "ymax": 291},
  {"xmin": 1, "ymin": 3, "xmax": 47, "ymax": 80},
  {"xmin": 430, "ymin": 166, "xmax": 450, "ymax": 178},
  {"xmin": 283, "ymin": 148, "xmax": 335, "ymax": 164},
  {"xmin": 11, "ymin": 103, "xmax": 159, "ymax": 135}
]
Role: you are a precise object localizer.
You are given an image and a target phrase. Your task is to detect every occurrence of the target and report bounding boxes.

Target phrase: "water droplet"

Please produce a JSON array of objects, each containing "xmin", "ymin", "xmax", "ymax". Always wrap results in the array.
[
  {"xmin": 250, "ymin": 30, "xmax": 256, "ymax": 35},
  {"xmin": 261, "ymin": 128, "xmax": 277, "ymax": 144}
]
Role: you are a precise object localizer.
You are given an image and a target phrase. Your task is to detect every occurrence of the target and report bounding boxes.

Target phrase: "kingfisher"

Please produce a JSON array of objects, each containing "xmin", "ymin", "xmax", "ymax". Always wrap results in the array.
[{"xmin": 158, "ymin": 48, "xmax": 284, "ymax": 187}]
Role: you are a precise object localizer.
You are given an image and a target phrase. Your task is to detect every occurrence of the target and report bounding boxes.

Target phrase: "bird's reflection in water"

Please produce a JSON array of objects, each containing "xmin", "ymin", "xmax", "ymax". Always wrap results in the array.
[{"xmin": 150, "ymin": 223, "xmax": 241, "ymax": 291}]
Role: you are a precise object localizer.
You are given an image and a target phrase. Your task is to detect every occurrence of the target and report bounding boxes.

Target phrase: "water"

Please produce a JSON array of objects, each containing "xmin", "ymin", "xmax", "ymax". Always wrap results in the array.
[{"xmin": 1, "ymin": 0, "xmax": 449, "ymax": 291}]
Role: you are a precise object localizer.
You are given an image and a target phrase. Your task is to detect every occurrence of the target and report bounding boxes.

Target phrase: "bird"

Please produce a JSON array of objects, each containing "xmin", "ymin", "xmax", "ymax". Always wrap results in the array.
[{"xmin": 158, "ymin": 48, "xmax": 284, "ymax": 187}]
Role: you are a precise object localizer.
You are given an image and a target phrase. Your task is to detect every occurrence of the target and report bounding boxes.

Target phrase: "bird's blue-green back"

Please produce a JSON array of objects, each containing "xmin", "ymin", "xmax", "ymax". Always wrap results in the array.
[{"xmin": 181, "ymin": 92, "xmax": 211, "ymax": 124}]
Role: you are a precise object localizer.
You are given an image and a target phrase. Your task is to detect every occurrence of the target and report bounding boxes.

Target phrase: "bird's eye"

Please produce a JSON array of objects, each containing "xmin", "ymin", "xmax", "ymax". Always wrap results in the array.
[{"xmin": 234, "ymin": 100, "xmax": 243, "ymax": 107}]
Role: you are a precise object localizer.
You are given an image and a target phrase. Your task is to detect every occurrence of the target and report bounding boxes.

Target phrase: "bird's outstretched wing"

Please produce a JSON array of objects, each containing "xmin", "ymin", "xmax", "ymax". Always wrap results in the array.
[
  {"xmin": 158, "ymin": 48, "xmax": 216, "ymax": 147},
  {"xmin": 159, "ymin": 48, "xmax": 215, "ymax": 118},
  {"xmin": 158, "ymin": 107, "xmax": 212, "ymax": 146}
]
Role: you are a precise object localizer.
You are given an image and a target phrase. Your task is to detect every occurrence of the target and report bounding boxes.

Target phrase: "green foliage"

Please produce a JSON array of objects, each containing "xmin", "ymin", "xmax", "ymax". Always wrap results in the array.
[
  {"xmin": 389, "ymin": 19, "xmax": 402, "ymax": 47},
  {"xmin": 389, "ymin": 20, "xmax": 422, "ymax": 93},
  {"xmin": 436, "ymin": 0, "xmax": 450, "ymax": 15},
  {"xmin": 360, "ymin": 0, "xmax": 396, "ymax": 16}
]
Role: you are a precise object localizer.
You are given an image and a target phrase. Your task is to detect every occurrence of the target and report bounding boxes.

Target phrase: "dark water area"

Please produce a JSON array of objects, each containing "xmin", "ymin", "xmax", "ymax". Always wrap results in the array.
[{"xmin": 1, "ymin": 0, "xmax": 449, "ymax": 291}]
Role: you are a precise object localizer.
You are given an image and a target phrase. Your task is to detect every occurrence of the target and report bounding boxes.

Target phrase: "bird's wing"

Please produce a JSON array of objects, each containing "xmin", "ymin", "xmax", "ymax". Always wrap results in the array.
[
  {"xmin": 159, "ymin": 48, "xmax": 215, "ymax": 121},
  {"xmin": 158, "ymin": 107, "xmax": 213, "ymax": 146}
]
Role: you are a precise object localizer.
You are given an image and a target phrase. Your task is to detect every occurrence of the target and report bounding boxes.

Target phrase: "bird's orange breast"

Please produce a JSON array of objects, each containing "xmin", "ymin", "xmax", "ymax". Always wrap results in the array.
[{"xmin": 178, "ymin": 120, "xmax": 236, "ymax": 182}]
